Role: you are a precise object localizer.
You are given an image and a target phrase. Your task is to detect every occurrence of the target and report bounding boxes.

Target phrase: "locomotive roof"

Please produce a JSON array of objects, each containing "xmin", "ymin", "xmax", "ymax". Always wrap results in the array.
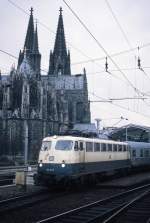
[{"xmin": 43, "ymin": 135, "xmax": 127, "ymax": 145}]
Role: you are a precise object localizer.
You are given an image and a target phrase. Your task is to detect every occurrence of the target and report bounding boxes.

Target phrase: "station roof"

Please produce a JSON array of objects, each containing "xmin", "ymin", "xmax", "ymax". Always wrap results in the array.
[
  {"xmin": 110, "ymin": 124, "xmax": 150, "ymax": 134},
  {"xmin": 109, "ymin": 123, "xmax": 150, "ymax": 142}
]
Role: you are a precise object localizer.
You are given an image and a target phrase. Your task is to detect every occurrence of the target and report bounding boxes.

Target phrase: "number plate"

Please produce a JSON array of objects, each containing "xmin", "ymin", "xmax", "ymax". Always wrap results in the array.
[{"xmin": 49, "ymin": 156, "xmax": 54, "ymax": 161}]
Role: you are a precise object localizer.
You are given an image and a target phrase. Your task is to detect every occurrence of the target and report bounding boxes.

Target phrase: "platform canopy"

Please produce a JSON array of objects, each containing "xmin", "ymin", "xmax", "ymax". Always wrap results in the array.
[{"xmin": 109, "ymin": 124, "xmax": 150, "ymax": 142}]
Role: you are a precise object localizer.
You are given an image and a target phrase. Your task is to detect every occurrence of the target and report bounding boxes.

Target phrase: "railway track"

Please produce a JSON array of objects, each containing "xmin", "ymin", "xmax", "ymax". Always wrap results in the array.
[
  {"xmin": 103, "ymin": 188, "xmax": 150, "ymax": 223},
  {"xmin": 36, "ymin": 183, "xmax": 150, "ymax": 223},
  {"xmin": 0, "ymin": 188, "xmax": 68, "ymax": 215},
  {"xmin": 0, "ymin": 188, "xmax": 50, "ymax": 214},
  {"xmin": 0, "ymin": 177, "xmax": 14, "ymax": 186}
]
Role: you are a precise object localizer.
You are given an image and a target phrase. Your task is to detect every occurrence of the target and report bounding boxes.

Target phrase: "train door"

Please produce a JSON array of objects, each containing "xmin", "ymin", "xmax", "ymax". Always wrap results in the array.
[{"xmin": 78, "ymin": 141, "xmax": 85, "ymax": 172}]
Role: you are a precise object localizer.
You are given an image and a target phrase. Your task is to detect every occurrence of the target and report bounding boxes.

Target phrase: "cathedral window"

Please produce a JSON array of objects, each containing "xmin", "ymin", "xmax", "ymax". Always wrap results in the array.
[
  {"xmin": 58, "ymin": 68, "xmax": 62, "ymax": 76},
  {"xmin": 76, "ymin": 102, "xmax": 83, "ymax": 122},
  {"xmin": 24, "ymin": 86, "xmax": 27, "ymax": 93}
]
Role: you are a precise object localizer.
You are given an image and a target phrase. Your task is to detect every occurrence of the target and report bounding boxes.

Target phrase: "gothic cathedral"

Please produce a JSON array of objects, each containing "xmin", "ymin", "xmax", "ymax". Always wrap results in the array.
[{"xmin": 0, "ymin": 8, "xmax": 91, "ymax": 164}]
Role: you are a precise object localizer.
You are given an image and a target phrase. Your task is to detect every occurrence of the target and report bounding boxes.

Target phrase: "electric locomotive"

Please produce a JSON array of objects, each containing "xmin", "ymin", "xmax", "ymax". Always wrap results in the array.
[{"xmin": 35, "ymin": 135, "xmax": 130, "ymax": 185}]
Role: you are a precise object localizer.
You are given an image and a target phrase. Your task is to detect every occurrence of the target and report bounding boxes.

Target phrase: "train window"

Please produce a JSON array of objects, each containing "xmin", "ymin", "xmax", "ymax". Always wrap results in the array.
[
  {"xmin": 140, "ymin": 149, "xmax": 143, "ymax": 157},
  {"xmin": 74, "ymin": 141, "xmax": 79, "ymax": 151},
  {"xmin": 132, "ymin": 150, "xmax": 136, "ymax": 157},
  {"xmin": 113, "ymin": 144, "xmax": 118, "ymax": 152},
  {"xmin": 108, "ymin": 144, "xmax": 112, "ymax": 152},
  {"xmin": 144, "ymin": 149, "xmax": 149, "ymax": 157},
  {"xmin": 79, "ymin": 142, "xmax": 84, "ymax": 151},
  {"xmin": 86, "ymin": 142, "xmax": 93, "ymax": 152},
  {"xmin": 94, "ymin": 143, "xmax": 100, "ymax": 152},
  {"xmin": 101, "ymin": 143, "xmax": 107, "ymax": 152},
  {"xmin": 118, "ymin": 145, "xmax": 122, "ymax": 152},
  {"xmin": 55, "ymin": 140, "xmax": 73, "ymax": 150},
  {"xmin": 41, "ymin": 141, "xmax": 51, "ymax": 151},
  {"xmin": 123, "ymin": 145, "xmax": 127, "ymax": 152}
]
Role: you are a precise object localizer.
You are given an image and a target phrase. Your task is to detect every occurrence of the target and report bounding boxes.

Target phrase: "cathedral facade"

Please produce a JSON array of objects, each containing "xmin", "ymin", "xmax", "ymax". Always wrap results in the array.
[{"xmin": 0, "ymin": 8, "xmax": 90, "ymax": 164}]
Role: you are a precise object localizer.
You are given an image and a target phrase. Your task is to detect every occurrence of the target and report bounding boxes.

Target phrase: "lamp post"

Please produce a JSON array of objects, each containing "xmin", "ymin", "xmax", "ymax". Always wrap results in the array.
[
  {"xmin": 126, "ymin": 126, "xmax": 128, "ymax": 142},
  {"xmin": 95, "ymin": 118, "xmax": 101, "ymax": 134}
]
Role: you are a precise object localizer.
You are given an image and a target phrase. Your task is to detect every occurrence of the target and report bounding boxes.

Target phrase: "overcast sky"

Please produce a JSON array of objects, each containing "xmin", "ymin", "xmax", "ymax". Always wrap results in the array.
[{"xmin": 1, "ymin": 0, "xmax": 150, "ymax": 128}]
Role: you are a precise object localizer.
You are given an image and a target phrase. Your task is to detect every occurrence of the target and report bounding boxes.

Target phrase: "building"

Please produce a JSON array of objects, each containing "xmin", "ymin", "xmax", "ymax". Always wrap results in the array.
[{"xmin": 0, "ymin": 8, "xmax": 91, "ymax": 164}]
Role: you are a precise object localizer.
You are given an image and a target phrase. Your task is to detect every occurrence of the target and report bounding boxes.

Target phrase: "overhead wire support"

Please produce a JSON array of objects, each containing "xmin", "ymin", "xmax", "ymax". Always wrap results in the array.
[
  {"xmin": 105, "ymin": 57, "xmax": 108, "ymax": 72},
  {"xmin": 105, "ymin": 0, "xmax": 150, "ymax": 105},
  {"xmin": 137, "ymin": 46, "xmax": 150, "ymax": 89}
]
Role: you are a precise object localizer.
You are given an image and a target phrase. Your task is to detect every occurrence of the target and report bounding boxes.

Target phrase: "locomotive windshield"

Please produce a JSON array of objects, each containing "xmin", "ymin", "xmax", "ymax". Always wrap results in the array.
[
  {"xmin": 41, "ymin": 141, "xmax": 51, "ymax": 151},
  {"xmin": 55, "ymin": 140, "xmax": 73, "ymax": 150}
]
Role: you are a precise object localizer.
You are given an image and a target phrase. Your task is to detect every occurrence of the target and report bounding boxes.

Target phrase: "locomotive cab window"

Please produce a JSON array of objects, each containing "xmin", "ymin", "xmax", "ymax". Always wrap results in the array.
[
  {"xmin": 41, "ymin": 141, "xmax": 51, "ymax": 151},
  {"xmin": 55, "ymin": 140, "xmax": 73, "ymax": 150},
  {"xmin": 74, "ymin": 141, "xmax": 79, "ymax": 151}
]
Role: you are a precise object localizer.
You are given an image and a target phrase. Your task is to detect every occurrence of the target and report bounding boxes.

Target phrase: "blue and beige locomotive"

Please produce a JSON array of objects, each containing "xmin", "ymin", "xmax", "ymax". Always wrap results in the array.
[{"xmin": 35, "ymin": 135, "xmax": 131, "ymax": 185}]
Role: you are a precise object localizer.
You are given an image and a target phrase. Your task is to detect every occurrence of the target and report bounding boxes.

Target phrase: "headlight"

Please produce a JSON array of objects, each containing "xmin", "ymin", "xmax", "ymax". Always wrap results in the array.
[
  {"xmin": 61, "ymin": 160, "xmax": 65, "ymax": 168},
  {"xmin": 39, "ymin": 163, "xmax": 43, "ymax": 167},
  {"xmin": 61, "ymin": 163, "xmax": 65, "ymax": 168}
]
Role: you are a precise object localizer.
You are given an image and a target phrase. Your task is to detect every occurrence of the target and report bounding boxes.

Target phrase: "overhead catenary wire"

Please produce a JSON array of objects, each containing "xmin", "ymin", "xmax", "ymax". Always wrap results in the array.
[
  {"xmin": 89, "ymin": 91, "xmax": 150, "ymax": 119},
  {"xmin": 100, "ymin": 0, "xmax": 150, "ymax": 107},
  {"xmin": 90, "ymin": 97, "xmax": 147, "ymax": 102},
  {"xmin": 62, "ymin": 0, "xmax": 146, "ymax": 98},
  {"xmin": 72, "ymin": 42, "xmax": 150, "ymax": 66},
  {"xmin": 105, "ymin": 0, "xmax": 133, "ymax": 50},
  {"xmin": 62, "ymin": 0, "xmax": 150, "ymax": 112},
  {"xmin": 0, "ymin": 48, "xmax": 48, "ymax": 74}
]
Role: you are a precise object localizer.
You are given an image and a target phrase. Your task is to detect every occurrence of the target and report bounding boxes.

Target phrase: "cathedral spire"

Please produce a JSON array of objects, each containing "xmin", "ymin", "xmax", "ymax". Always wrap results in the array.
[
  {"xmin": 53, "ymin": 7, "xmax": 67, "ymax": 57},
  {"xmin": 17, "ymin": 8, "xmax": 34, "ymax": 69},
  {"xmin": 48, "ymin": 7, "xmax": 71, "ymax": 76},
  {"xmin": 24, "ymin": 7, "xmax": 34, "ymax": 53},
  {"xmin": 30, "ymin": 22, "xmax": 41, "ymax": 78},
  {"xmin": 32, "ymin": 22, "xmax": 39, "ymax": 53}
]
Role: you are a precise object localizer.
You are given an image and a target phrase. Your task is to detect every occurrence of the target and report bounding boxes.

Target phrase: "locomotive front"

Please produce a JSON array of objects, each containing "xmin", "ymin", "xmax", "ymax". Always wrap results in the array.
[{"xmin": 35, "ymin": 136, "xmax": 76, "ymax": 185}]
